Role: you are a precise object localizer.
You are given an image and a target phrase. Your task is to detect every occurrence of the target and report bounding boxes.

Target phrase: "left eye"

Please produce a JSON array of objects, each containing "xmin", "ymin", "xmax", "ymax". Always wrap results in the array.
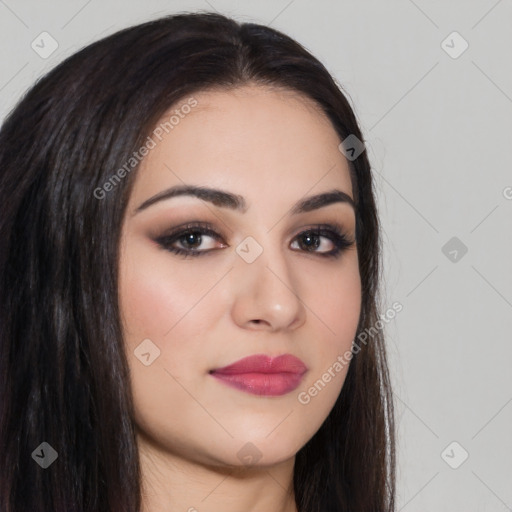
[{"xmin": 291, "ymin": 233, "xmax": 334, "ymax": 253}]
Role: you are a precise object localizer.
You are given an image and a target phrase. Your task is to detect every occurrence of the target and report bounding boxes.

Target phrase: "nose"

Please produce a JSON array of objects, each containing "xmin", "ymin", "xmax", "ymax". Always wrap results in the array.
[{"xmin": 230, "ymin": 239, "xmax": 307, "ymax": 332}]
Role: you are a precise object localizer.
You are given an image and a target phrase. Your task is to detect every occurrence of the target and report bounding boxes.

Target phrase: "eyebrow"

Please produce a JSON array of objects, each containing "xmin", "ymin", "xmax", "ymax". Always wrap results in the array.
[{"xmin": 134, "ymin": 185, "xmax": 355, "ymax": 215}]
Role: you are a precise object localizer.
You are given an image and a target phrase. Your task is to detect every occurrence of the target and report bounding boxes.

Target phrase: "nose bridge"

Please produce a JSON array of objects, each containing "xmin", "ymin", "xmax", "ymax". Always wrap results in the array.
[{"xmin": 230, "ymin": 231, "xmax": 306, "ymax": 331}]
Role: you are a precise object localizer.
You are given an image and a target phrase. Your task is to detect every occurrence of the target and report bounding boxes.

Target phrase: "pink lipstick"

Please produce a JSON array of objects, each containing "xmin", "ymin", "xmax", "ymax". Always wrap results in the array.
[{"xmin": 209, "ymin": 354, "xmax": 307, "ymax": 396}]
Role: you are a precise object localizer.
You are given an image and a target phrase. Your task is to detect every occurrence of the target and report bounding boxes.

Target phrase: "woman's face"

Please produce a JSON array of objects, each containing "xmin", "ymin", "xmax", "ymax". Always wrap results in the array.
[{"xmin": 119, "ymin": 84, "xmax": 361, "ymax": 468}]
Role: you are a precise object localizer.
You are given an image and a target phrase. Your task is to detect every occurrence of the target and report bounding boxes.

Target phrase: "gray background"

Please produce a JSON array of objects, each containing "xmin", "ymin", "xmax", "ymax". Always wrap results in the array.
[{"xmin": 1, "ymin": 1, "xmax": 511, "ymax": 510}]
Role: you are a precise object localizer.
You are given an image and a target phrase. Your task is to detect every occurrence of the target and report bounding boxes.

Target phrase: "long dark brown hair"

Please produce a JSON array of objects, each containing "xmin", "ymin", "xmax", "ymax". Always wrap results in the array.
[{"xmin": 0, "ymin": 11, "xmax": 395, "ymax": 512}]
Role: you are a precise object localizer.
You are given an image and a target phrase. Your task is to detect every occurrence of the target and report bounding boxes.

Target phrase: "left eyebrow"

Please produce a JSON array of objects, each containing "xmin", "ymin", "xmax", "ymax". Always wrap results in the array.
[{"xmin": 133, "ymin": 185, "xmax": 355, "ymax": 215}]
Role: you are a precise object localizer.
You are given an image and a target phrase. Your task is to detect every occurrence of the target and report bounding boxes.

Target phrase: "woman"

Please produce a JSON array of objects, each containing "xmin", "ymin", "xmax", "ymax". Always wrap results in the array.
[{"xmin": 0, "ymin": 11, "xmax": 396, "ymax": 512}]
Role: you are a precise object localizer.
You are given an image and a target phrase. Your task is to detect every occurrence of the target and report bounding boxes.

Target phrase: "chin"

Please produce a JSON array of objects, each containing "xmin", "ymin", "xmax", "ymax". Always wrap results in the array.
[{"xmin": 210, "ymin": 433, "xmax": 306, "ymax": 469}]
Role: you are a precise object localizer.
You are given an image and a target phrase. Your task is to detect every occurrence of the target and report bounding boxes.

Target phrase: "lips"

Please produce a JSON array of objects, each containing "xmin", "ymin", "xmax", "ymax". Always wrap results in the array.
[{"xmin": 209, "ymin": 354, "xmax": 307, "ymax": 396}]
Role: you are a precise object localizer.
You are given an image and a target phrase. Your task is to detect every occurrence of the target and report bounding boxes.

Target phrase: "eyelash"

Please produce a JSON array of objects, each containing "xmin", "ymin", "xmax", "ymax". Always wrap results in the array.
[{"xmin": 154, "ymin": 221, "xmax": 355, "ymax": 259}]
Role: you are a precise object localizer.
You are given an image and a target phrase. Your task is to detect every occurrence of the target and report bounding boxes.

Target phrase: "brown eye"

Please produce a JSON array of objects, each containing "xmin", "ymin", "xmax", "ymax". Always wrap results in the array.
[
  {"xmin": 155, "ymin": 223, "xmax": 226, "ymax": 258},
  {"xmin": 155, "ymin": 222, "xmax": 354, "ymax": 259},
  {"xmin": 290, "ymin": 225, "xmax": 354, "ymax": 258}
]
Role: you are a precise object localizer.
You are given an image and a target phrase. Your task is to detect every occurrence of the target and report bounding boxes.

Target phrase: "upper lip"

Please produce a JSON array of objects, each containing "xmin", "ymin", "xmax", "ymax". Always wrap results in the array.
[{"xmin": 210, "ymin": 354, "xmax": 308, "ymax": 375}]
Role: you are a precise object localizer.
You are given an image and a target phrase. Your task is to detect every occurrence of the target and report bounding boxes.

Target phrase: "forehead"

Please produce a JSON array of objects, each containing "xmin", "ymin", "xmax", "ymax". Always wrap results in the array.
[{"xmin": 129, "ymin": 84, "xmax": 353, "ymax": 210}]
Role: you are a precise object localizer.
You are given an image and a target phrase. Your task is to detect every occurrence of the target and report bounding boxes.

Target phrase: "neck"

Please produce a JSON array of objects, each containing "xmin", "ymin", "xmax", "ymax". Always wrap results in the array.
[{"xmin": 138, "ymin": 434, "xmax": 298, "ymax": 512}]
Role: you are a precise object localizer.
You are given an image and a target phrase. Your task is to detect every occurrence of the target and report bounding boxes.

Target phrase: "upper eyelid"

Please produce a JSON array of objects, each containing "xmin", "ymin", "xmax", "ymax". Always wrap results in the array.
[{"xmin": 156, "ymin": 222, "xmax": 352, "ymax": 245}]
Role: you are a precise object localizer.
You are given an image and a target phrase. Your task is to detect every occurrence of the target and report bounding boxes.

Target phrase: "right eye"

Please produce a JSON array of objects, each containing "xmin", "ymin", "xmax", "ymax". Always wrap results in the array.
[{"xmin": 155, "ymin": 222, "xmax": 228, "ymax": 258}]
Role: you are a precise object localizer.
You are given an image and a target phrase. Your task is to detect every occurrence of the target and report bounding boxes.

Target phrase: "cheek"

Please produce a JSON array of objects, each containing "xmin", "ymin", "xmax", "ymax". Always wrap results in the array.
[
  {"xmin": 297, "ymin": 255, "xmax": 361, "ymax": 403},
  {"xmin": 119, "ymin": 241, "xmax": 216, "ymax": 344},
  {"xmin": 304, "ymin": 253, "xmax": 361, "ymax": 350},
  {"xmin": 118, "ymin": 248, "xmax": 223, "ymax": 447},
  {"xmin": 118, "ymin": 243, "xmax": 231, "ymax": 393},
  {"xmin": 324, "ymin": 268, "xmax": 361, "ymax": 353}
]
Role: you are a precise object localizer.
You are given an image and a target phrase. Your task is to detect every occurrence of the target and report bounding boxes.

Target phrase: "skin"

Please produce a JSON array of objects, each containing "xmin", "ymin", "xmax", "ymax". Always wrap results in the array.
[{"xmin": 118, "ymin": 84, "xmax": 362, "ymax": 512}]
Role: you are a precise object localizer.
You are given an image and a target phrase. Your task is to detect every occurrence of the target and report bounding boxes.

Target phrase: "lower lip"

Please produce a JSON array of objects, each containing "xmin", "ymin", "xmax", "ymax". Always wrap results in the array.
[{"xmin": 210, "ymin": 371, "xmax": 305, "ymax": 396}]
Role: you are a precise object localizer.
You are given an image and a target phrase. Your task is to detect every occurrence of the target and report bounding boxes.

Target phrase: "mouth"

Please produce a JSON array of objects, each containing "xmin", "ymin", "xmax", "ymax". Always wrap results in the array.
[{"xmin": 209, "ymin": 354, "xmax": 308, "ymax": 396}]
